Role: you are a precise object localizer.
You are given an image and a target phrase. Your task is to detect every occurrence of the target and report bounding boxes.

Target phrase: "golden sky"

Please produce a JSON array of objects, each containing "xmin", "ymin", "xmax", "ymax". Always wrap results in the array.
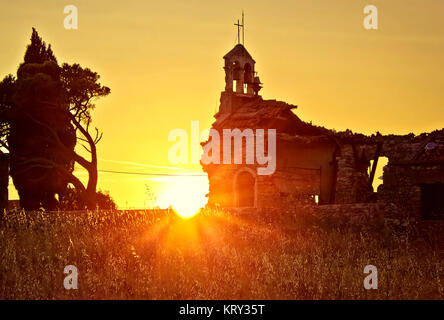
[{"xmin": 1, "ymin": 0, "xmax": 443, "ymax": 209}]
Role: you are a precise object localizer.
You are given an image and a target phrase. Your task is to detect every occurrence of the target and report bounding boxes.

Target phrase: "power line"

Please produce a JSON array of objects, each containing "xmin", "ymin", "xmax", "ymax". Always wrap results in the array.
[{"xmin": 98, "ymin": 169, "xmax": 207, "ymax": 177}]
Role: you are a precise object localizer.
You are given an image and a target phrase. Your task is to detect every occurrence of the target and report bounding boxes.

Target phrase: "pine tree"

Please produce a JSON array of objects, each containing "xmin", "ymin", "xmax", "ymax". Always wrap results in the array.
[
  {"xmin": 23, "ymin": 28, "xmax": 57, "ymax": 64},
  {"xmin": 1, "ymin": 28, "xmax": 110, "ymax": 210},
  {"xmin": 7, "ymin": 28, "xmax": 70, "ymax": 209}
]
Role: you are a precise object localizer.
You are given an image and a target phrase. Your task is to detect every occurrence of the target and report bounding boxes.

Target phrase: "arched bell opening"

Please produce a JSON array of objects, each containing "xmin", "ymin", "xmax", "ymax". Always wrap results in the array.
[{"xmin": 243, "ymin": 63, "xmax": 253, "ymax": 94}]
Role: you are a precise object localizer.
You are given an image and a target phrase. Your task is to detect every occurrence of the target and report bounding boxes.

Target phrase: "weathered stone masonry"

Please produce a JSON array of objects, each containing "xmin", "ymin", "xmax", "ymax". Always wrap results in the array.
[{"xmin": 201, "ymin": 44, "xmax": 444, "ymax": 222}]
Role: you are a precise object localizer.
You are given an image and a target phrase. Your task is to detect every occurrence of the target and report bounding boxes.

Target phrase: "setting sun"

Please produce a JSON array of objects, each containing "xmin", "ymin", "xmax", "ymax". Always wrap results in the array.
[
  {"xmin": 156, "ymin": 176, "xmax": 208, "ymax": 219},
  {"xmin": 174, "ymin": 204, "xmax": 200, "ymax": 219}
]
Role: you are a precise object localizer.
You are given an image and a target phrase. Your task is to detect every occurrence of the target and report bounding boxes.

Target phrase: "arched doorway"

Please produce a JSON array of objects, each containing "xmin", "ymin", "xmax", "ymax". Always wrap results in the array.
[{"xmin": 234, "ymin": 168, "xmax": 256, "ymax": 207}]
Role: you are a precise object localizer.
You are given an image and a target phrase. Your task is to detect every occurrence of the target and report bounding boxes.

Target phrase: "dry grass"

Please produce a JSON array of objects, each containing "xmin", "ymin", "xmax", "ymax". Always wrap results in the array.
[{"xmin": 0, "ymin": 208, "xmax": 443, "ymax": 299}]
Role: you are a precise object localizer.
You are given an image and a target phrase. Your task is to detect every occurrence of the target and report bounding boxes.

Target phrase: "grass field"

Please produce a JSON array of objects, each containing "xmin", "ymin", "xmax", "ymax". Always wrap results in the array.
[{"xmin": 0, "ymin": 209, "xmax": 443, "ymax": 299}]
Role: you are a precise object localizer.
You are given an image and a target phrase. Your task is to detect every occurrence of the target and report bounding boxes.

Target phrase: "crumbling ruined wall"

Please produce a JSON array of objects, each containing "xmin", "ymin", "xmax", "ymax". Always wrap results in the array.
[
  {"xmin": 378, "ymin": 162, "xmax": 444, "ymax": 219},
  {"xmin": 229, "ymin": 203, "xmax": 385, "ymax": 227},
  {"xmin": 203, "ymin": 86, "xmax": 444, "ymax": 221},
  {"xmin": 335, "ymin": 144, "xmax": 360, "ymax": 203},
  {"xmin": 376, "ymin": 131, "xmax": 444, "ymax": 220},
  {"xmin": 334, "ymin": 143, "xmax": 374, "ymax": 204},
  {"xmin": 330, "ymin": 130, "xmax": 444, "ymax": 220},
  {"xmin": 378, "ymin": 165, "xmax": 423, "ymax": 219}
]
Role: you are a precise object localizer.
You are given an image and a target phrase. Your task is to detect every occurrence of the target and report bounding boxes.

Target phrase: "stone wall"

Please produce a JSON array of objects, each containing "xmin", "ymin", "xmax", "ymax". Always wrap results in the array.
[
  {"xmin": 206, "ymin": 165, "xmax": 321, "ymax": 209},
  {"xmin": 378, "ymin": 163, "xmax": 444, "ymax": 220},
  {"xmin": 203, "ymin": 85, "xmax": 444, "ymax": 222},
  {"xmin": 228, "ymin": 203, "xmax": 385, "ymax": 227},
  {"xmin": 225, "ymin": 202, "xmax": 444, "ymax": 232},
  {"xmin": 334, "ymin": 144, "xmax": 373, "ymax": 204}
]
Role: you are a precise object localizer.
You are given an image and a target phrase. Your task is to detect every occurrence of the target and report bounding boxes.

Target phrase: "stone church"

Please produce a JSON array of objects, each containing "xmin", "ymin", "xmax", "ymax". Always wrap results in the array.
[{"xmin": 201, "ymin": 43, "xmax": 444, "ymax": 221}]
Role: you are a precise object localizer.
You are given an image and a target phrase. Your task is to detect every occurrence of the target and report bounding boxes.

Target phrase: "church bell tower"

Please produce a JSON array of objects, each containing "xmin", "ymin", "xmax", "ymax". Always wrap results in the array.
[
  {"xmin": 218, "ymin": 13, "xmax": 262, "ymax": 114},
  {"xmin": 223, "ymin": 44, "xmax": 262, "ymax": 96}
]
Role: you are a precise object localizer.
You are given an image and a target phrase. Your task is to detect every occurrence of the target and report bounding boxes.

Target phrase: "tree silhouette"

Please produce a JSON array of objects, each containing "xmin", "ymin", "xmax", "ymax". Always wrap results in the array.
[
  {"xmin": 57, "ymin": 63, "xmax": 110, "ymax": 209},
  {"xmin": 0, "ymin": 28, "xmax": 110, "ymax": 210},
  {"xmin": 23, "ymin": 28, "xmax": 57, "ymax": 65}
]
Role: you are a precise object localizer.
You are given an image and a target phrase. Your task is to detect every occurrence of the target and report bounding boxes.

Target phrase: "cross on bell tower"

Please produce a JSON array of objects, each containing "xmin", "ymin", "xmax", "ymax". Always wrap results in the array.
[{"xmin": 234, "ymin": 11, "xmax": 245, "ymax": 45}]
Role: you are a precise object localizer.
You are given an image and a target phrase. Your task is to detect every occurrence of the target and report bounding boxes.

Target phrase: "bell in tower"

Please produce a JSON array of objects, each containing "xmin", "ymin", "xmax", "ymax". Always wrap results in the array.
[{"xmin": 223, "ymin": 44, "xmax": 260, "ymax": 96}]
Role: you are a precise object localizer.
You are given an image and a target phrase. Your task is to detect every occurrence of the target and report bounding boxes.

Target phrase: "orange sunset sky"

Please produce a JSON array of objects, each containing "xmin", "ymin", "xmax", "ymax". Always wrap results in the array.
[{"xmin": 0, "ymin": 0, "xmax": 443, "ymax": 210}]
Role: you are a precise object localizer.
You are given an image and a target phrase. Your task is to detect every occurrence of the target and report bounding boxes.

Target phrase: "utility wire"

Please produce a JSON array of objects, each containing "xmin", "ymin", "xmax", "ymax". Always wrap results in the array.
[{"xmin": 98, "ymin": 169, "xmax": 207, "ymax": 177}]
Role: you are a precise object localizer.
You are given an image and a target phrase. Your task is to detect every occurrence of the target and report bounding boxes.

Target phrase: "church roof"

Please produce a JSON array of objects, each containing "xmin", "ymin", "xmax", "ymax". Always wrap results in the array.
[
  {"xmin": 213, "ymin": 97, "xmax": 330, "ymax": 137},
  {"xmin": 223, "ymin": 44, "xmax": 255, "ymax": 63}
]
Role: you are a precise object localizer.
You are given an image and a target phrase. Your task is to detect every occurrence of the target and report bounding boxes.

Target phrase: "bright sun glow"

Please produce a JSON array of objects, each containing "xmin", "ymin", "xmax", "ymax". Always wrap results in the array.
[{"xmin": 156, "ymin": 176, "xmax": 208, "ymax": 219}]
